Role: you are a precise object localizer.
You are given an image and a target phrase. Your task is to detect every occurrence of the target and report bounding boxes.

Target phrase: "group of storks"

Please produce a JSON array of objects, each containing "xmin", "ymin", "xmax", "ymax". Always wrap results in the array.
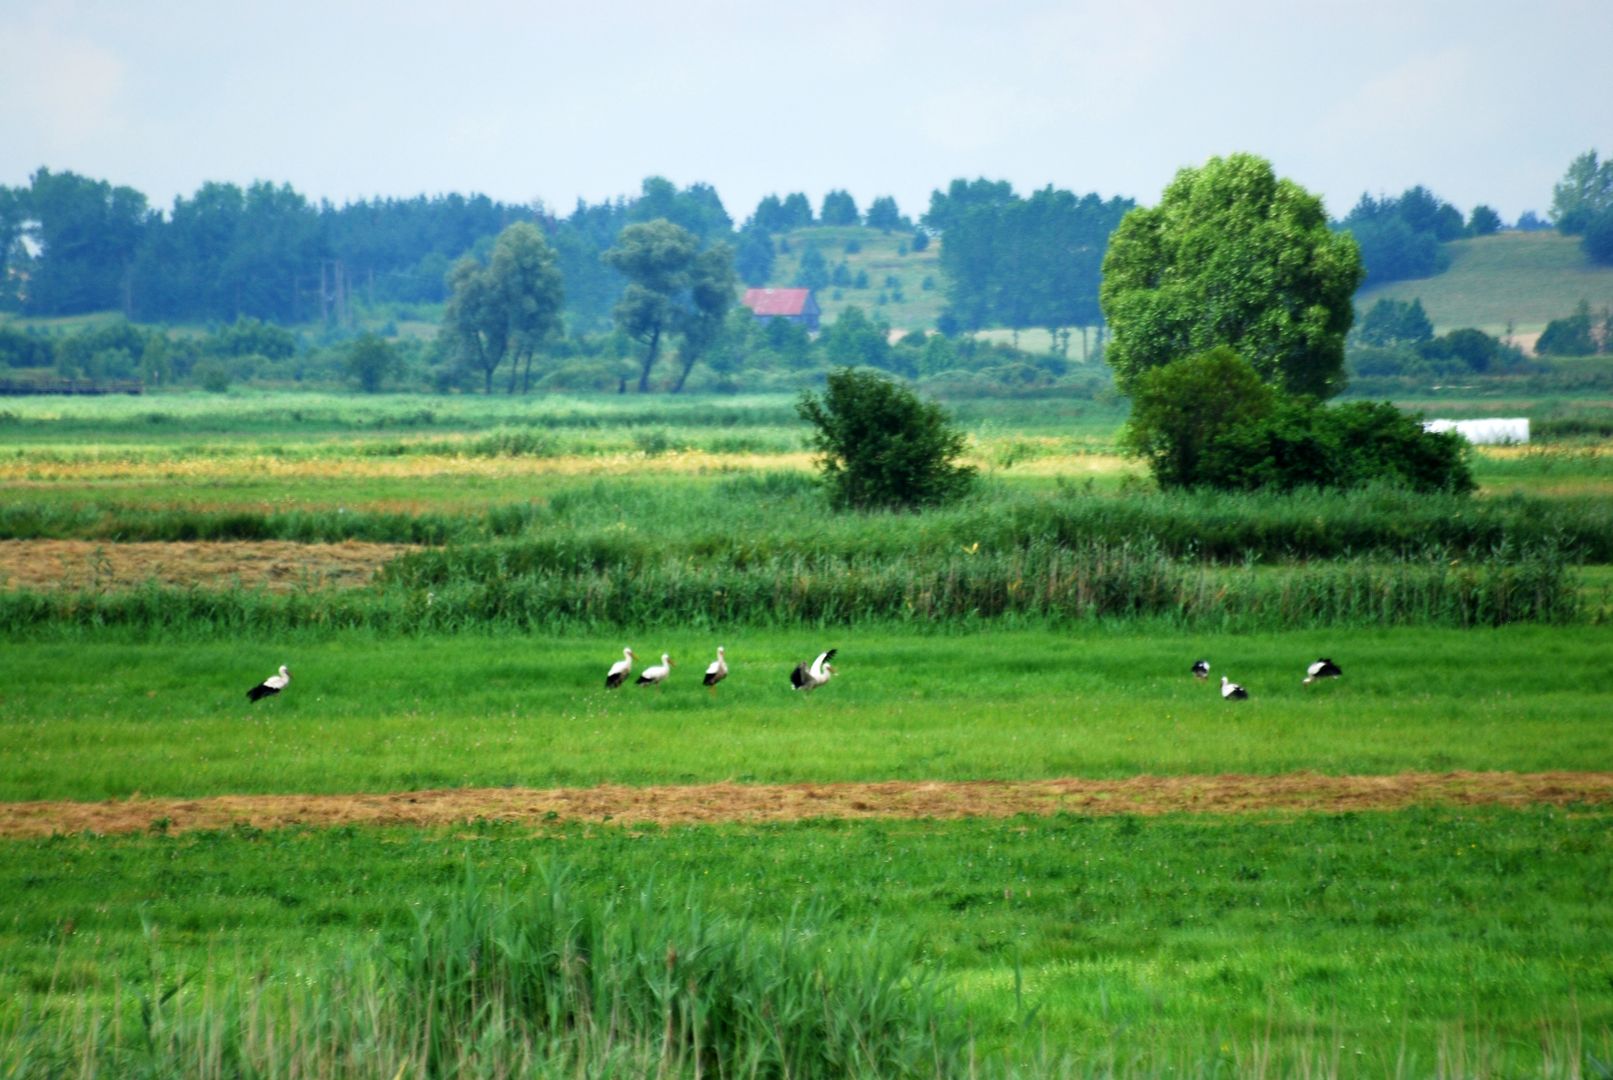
[
  {"xmin": 244, "ymin": 646, "xmax": 839, "ymax": 703},
  {"xmin": 1196, "ymin": 657, "xmax": 1343, "ymax": 699},
  {"xmin": 246, "ymin": 650, "xmax": 1342, "ymax": 704},
  {"xmin": 602, "ymin": 646, "xmax": 836, "ymax": 694}
]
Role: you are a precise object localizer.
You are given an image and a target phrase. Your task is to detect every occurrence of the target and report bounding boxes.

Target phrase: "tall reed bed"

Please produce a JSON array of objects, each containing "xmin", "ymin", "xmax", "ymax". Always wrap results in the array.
[
  {"xmin": 6, "ymin": 479, "xmax": 1613, "ymax": 562},
  {"xmin": 1, "ymin": 869, "xmax": 967, "ymax": 1079},
  {"xmin": 0, "ymin": 541, "xmax": 1578, "ymax": 635}
]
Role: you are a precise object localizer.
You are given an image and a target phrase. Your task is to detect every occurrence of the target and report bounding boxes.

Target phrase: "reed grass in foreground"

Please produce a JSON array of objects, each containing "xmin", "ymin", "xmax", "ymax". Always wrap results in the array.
[
  {"xmin": 0, "ymin": 540, "xmax": 1587, "ymax": 635},
  {"xmin": 2, "ymin": 809, "xmax": 1609, "ymax": 1076},
  {"xmin": 2, "ymin": 625, "xmax": 1609, "ymax": 802}
]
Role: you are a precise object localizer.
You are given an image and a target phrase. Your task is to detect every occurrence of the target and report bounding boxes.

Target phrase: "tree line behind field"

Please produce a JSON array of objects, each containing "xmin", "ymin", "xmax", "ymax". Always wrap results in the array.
[
  {"xmin": 1, "ymin": 163, "xmax": 1576, "ymax": 334},
  {"xmin": 3, "ymin": 153, "xmax": 1608, "ymax": 401}
]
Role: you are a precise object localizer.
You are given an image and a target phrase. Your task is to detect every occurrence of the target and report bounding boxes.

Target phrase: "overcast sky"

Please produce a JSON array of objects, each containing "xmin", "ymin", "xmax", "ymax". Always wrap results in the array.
[{"xmin": 3, "ymin": 0, "xmax": 1609, "ymax": 226}]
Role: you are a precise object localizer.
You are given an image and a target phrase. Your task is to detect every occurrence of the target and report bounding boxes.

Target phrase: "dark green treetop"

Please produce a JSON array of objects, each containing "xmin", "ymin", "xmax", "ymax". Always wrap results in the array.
[{"xmin": 1100, "ymin": 153, "xmax": 1363, "ymax": 399}]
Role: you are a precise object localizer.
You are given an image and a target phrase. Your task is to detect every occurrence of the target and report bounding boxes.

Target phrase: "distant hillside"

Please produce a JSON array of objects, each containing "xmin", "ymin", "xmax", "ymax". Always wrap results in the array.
[
  {"xmin": 1355, "ymin": 232, "xmax": 1613, "ymax": 340},
  {"xmin": 770, "ymin": 226, "xmax": 1613, "ymax": 357},
  {"xmin": 762, "ymin": 225, "xmax": 943, "ymax": 334}
]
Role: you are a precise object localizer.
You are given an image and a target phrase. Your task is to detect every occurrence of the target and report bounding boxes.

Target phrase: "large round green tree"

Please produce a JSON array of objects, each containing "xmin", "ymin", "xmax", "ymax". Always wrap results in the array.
[{"xmin": 1099, "ymin": 154, "xmax": 1363, "ymax": 399}]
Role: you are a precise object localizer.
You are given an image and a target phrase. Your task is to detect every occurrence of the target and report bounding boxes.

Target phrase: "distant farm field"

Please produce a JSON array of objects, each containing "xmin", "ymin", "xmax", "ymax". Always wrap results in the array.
[{"xmin": 2, "ymin": 390, "xmax": 1610, "ymax": 1076}]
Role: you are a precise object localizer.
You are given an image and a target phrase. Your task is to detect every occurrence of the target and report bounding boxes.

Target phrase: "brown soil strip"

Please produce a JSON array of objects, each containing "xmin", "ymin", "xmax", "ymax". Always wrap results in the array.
[
  {"xmin": 3, "ymin": 771, "xmax": 1609, "ymax": 839},
  {"xmin": 0, "ymin": 540, "xmax": 412, "ymax": 592}
]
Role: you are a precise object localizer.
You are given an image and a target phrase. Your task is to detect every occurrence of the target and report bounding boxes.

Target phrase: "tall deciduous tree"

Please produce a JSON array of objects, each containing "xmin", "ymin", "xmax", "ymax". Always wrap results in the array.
[
  {"xmin": 603, "ymin": 219, "xmax": 736, "ymax": 392},
  {"xmin": 864, "ymin": 196, "xmax": 906, "ymax": 233},
  {"xmin": 779, "ymin": 193, "xmax": 814, "ymax": 229},
  {"xmin": 0, "ymin": 186, "xmax": 26, "ymax": 311},
  {"xmin": 22, "ymin": 168, "xmax": 151, "ymax": 316},
  {"xmin": 1468, "ymin": 205, "xmax": 1502, "ymax": 236},
  {"xmin": 820, "ymin": 189, "xmax": 861, "ymax": 226},
  {"xmin": 734, "ymin": 227, "xmax": 775, "ymax": 286},
  {"xmin": 1100, "ymin": 153, "xmax": 1363, "ymax": 399},
  {"xmin": 629, "ymin": 176, "xmax": 733, "ymax": 241},
  {"xmin": 932, "ymin": 181, "xmax": 1131, "ymax": 338},
  {"xmin": 1550, "ymin": 150, "xmax": 1613, "ymax": 235},
  {"xmin": 922, "ymin": 177, "xmax": 1015, "ymax": 233},
  {"xmin": 442, "ymin": 222, "xmax": 564, "ymax": 394},
  {"xmin": 1584, "ymin": 208, "xmax": 1613, "ymax": 267},
  {"xmin": 1356, "ymin": 298, "xmax": 1433, "ymax": 346}
]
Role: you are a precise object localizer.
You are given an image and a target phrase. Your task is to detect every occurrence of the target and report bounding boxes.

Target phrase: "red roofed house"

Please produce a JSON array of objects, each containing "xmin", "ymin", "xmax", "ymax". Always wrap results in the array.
[{"xmin": 741, "ymin": 288, "xmax": 820, "ymax": 332}]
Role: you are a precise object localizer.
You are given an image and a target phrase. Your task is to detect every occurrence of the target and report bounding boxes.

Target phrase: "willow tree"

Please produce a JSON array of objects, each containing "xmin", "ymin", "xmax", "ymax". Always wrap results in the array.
[
  {"xmin": 442, "ymin": 222, "xmax": 563, "ymax": 394},
  {"xmin": 603, "ymin": 219, "xmax": 735, "ymax": 392}
]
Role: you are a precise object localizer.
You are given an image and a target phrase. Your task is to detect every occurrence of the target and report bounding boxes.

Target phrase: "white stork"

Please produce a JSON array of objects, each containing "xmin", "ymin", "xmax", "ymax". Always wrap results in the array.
[
  {"xmin": 605, "ymin": 647, "xmax": 635, "ymax": 689},
  {"xmin": 1304, "ymin": 657, "xmax": 1343, "ymax": 685},
  {"xmin": 790, "ymin": 648, "xmax": 836, "ymax": 693},
  {"xmin": 1192, "ymin": 659, "xmax": 1210, "ymax": 680},
  {"xmin": 636, "ymin": 653, "xmax": 672, "ymax": 688},
  {"xmin": 703, "ymin": 646, "xmax": 728, "ymax": 693},
  {"xmin": 247, "ymin": 664, "xmax": 291, "ymax": 702},
  {"xmin": 1220, "ymin": 675, "xmax": 1248, "ymax": 701}
]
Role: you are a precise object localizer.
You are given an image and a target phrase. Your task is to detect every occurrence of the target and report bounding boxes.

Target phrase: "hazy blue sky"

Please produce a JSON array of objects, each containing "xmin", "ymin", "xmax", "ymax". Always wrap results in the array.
[{"xmin": 3, "ymin": 0, "xmax": 1609, "ymax": 224}]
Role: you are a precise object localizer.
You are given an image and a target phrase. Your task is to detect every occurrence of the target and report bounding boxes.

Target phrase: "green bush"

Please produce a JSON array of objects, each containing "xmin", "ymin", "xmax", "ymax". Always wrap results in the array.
[
  {"xmin": 796, "ymin": 367, "xmax": 975, "ymax": 510},
  {"xmin": 1124, "ymin": 347, "xmax": 1473, "ymax": 495},
  {"xmin": 1121, "ymin": 347, "xmax": 1276, "ymax": 489},
  {"xmin": 1537, "ymin": 302, "xmax": 1598, "ymax": 356},
  {"xmin": 1201, "ymin": 399, "xmax": 1475, "ymax": 494},
  {"xmin": 191, "ymin": 357, "xmax": 232, "ymax": 393}
]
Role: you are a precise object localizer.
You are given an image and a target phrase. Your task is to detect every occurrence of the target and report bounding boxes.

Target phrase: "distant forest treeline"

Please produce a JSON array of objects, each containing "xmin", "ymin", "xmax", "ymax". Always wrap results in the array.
[{"xmin": 0, "ymin": 166, "xmax": 1530, "ymax": 333}]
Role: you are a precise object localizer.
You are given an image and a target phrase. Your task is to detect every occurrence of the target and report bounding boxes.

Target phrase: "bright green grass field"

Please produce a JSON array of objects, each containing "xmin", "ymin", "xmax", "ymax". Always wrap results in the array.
[
  {"xmin": 3, "ymin": 808, "xmax": 1610, "ymax": 1074},
  {"xmin": 3, "ymin": 625, "xmax": 1609, "ymax": 802}
]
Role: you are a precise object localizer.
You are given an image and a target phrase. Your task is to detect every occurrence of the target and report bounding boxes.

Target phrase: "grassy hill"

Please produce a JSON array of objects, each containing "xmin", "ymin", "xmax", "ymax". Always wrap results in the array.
[
  {"xmin": 762, "ymin": 224, "xmax": 944, "ymax": 334},
  {"xmin": 1355, "ymin": 231, "xmax": 1613, "ymax": 339}
]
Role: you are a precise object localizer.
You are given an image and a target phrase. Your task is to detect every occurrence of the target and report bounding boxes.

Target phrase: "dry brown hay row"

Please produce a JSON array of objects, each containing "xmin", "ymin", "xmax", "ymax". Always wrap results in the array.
[
  {"xmin": 3, "ymin": 771, "xmax": 1611, "ymax": 839},
  {"xmin": 0, "ymin": 540, "xmax": 413, "ymax": 592}
]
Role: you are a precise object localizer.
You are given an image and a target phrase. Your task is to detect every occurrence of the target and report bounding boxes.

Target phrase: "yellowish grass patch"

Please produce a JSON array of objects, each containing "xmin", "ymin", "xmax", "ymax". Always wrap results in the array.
[{"xmin": 0, "ymin": 451, "xmax": 822, "ymax": 484}]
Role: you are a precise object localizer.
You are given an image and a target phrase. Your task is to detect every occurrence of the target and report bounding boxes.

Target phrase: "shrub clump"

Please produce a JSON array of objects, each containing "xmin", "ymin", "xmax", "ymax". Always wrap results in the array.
[
  {"xmin": 1200, "ymin": 399, "xmax": 1475, "ymax": 494},
  {"xmin": 1124, "ymin": 348, "xmax": 1474, "ymax": 494},
  {"xmin": 796, "ymin": 366, "xmax": 975, "ymax": 510}
]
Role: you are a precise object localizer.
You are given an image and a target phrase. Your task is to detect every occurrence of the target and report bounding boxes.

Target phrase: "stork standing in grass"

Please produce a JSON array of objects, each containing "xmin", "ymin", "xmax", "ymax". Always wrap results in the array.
[
  {"xmin": 790, "ymin": 648, "xmax": 836, "ymax": 693},
  {"xmin": 637, "ymin": 653, "xmax": 672, "ymax": 689},
  {"xmin": 703, "ymin": 646, "xmax": 728, "ymax": 695},
  {"xmin": 247, "ymin": 664, "xmax": 291, "ymax": 702},
  {"xmin": 1220, "ymin": 675, "xmax": 1248, "ymax": 701},
  {"xmin": 1304, "ymin": 658, "xmax": 1343, "ymax": 685},
  {"xmin": 605, "ymin": 648, "xmax": 635, "ymax": 689},
  {"xmin": 1192, "ymin": 659, "xmax": 1210, "ymax": 680}
]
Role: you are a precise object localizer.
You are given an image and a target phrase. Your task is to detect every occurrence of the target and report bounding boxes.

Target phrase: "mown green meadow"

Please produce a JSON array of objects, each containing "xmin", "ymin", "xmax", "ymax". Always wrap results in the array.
[
  {"xmin": 2, "ymin": 390, "xmax": 1611, "ymax": 1076},
  {"xmin": 3, "ymin": 625, "xmax": 1612, "ymax": 802}
]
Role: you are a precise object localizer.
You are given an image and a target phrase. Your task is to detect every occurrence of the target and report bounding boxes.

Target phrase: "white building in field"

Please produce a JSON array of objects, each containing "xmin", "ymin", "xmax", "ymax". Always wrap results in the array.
[{"xmin": 1423, "ymin": 418, "xmax": 1530, "ymax": 445}]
